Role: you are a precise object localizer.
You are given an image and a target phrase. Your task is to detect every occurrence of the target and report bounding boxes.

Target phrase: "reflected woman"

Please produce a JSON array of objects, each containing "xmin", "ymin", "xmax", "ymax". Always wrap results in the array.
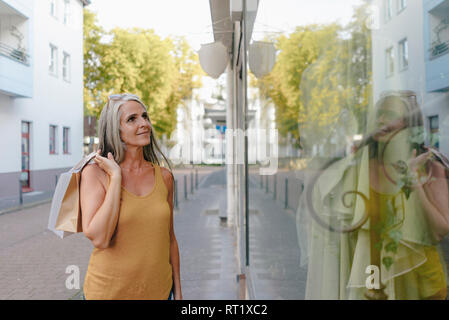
[
  {"xmin": 304, "ymin": 91, "xmax": 449, "ymax": 299},
  {"xmin": 344, "ymin": 91, "xmax": 449, "ymax": 299},
  {"xmin": 80, "ymin": 93, "xmax": 182, "ymax": 300}
]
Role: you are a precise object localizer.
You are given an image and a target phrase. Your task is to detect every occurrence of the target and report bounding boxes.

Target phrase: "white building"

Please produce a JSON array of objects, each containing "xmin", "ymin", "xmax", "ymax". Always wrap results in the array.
[
  {"xmin": 372, "ymin": 0, "xmax": 449, "ymax": 154},
  {"xmin": 0, "ymin": 0, "xmax": 89, "ymax": 199}
]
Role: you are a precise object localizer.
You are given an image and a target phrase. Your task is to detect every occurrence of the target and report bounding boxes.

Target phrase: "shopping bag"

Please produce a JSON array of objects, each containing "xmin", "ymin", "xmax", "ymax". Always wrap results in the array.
[{"xmin": 48, "ymin": 152, "xmax": 97, "ymax": 239}]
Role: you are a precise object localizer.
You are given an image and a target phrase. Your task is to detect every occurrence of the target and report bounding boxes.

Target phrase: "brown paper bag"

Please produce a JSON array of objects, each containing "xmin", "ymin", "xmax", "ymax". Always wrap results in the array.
[{"xmin": 48, "ymin": 152, "xmax": 97, "ymax": 238}]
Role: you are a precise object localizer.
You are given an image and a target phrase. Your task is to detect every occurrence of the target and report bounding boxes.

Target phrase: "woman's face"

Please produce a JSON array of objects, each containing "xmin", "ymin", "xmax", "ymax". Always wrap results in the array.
[
  {"xmin": 372, "ymin": 101, "xmax": 407, "ymax": 142},
  {"xmin": 119, "ymin": 100, "xmax": 152, "ymax": 147}
]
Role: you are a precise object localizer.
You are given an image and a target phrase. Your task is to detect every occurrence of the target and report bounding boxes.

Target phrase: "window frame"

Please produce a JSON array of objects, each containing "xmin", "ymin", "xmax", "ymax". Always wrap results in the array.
[
  {"xmin": 397, "ymin": 0, "xmax": 407, "ymax": 14},
  {"xmin": 63, "ymin": 0, "xmax": 71, "ymax": 25},
  {"xmin": 62, "ymin": 51, "xmax": 71, "ymax": 82},
  {"xmin": 429, "ymin": 115, "xmax": 440, "ymax": 149},
  {"xmin": 398, "ymin": 38, "xmax": 409, "ymax": 71},
  {"xmin": 63, "ymin": 126, "xmax": 70, "ymax": 154},
  {"xmin": 50, "ymin": 0, "xmax": 58, "ymax": 19},
  {"xmin": 49, "ymin": 125, "xmax": 58, "ymax": 155},
  {"xmin": 385, "ymin": 0, "xmax": 393, "ymax": 22},
  {"xmin": 385, "ymin": 46, "xmax": 395, "ymax": 77},
  {"xmin": 49, "ymin": 44, "xmax": 58, "ymax": 77}
]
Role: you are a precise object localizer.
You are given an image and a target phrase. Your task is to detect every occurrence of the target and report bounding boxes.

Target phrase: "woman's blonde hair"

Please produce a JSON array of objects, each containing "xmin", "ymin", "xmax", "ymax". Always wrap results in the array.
[{"xmin": 97, "ymin": 93, "xmax": 172, "ymax": 171}]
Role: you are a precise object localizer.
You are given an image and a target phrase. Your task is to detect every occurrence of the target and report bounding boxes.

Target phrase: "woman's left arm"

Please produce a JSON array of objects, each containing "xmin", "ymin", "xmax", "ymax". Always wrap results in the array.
[
  {"xmin": 410, "ymin": 151, "xmax": 449, "ymax": 241},
  {"xmin": 162, "ymin": 167, "xmax": 183, "ymax": 300}
]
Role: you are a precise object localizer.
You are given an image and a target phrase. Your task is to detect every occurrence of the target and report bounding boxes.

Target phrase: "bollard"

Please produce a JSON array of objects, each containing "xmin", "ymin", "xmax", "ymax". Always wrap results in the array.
[
  {"xmin": 195, "ymin": 169, "xmax": 198, "ymax": 189},
  {"xmin": 174, "ymin": 179, "xmax": 178, "ymax": 209},
  {"xmin": 265, "ymin": 175, "xmax": 268, "ymax": 193},
  {"xmin": 285, "ymin": 178, "xmax": 288, "ymax": 209},
  {"xmin": 273, "ymin": 174, "xmax": 277, "ymax": 200},
  {"xmin": 19, "ymin": 179, "xmax": 23, "ymax": 205},
  {"xmin": 190, "ymin": 171, "xmax": 194, "ymax": 194},
  {"xmin": 184, "ymin": 175, "xmax": 187, "ymax": 200},
  {"xmin": 260, "ymin": 175, "xmax": 263, "ymax": 189}
]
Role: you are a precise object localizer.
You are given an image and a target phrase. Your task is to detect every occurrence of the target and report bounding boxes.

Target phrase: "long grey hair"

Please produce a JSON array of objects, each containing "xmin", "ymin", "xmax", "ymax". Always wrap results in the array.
[{"xmin": 97, "ymin": 93, "xmax": 173, "ymax": 171}]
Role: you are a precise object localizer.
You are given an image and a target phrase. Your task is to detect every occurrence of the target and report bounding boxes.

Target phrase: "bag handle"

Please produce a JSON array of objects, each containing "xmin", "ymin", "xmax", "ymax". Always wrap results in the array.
[{"xmin": 70, "ymin": 152, "xmax": 98, "ymax": 173}]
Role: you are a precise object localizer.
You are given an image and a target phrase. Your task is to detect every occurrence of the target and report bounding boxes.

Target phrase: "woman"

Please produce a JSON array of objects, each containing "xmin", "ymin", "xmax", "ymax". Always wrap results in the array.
[{"xmin": 80, "ymin": 93, "xmax": 182, "ymax": 300}]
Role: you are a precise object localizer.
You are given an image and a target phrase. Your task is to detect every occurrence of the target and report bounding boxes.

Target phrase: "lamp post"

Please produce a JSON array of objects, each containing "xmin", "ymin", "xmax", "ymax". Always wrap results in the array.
[{"xmin": 198, "ymin": 42, "xmax": 229, "ymax": 79}]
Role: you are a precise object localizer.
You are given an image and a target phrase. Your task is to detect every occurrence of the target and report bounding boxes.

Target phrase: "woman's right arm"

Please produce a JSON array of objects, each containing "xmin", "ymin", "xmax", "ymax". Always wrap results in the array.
[{"xmin": 80, "ymin": 152, "xmax": 122, "ymax": 249}]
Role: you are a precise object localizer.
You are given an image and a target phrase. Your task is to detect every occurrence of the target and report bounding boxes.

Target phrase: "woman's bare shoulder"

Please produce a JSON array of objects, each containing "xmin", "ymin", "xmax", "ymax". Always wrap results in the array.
[
  {"xmin": 160, "ymin": 166, "xmax": 174, "ymax": 189},
  {"xmin": 81, "ymin": 163, "xmax": 109, "ymax": 191},
  {"xmin": 160, "ymin": 166, "xmax": 173, "ymax": 178}
]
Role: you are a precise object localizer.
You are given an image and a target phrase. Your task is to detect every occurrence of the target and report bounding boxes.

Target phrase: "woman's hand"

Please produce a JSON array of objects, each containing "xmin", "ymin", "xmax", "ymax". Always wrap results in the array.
[
  {"xmin": 409, "ymin": 148, "xmax": 432, "ymax": 174},
  {"xmin": 93, "ymin": 150, "xmax": 121, "ymax": 179}
]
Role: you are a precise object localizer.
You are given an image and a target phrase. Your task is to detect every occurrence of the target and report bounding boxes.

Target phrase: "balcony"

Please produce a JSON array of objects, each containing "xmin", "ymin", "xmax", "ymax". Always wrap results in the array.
[
  {"xmin": 424, "ymin": 0, "xmax": 449, "ymax": 92},
  {"xmin": 0, "ymin": 41, "xmax": 29, "ymax": 65},
  {"xmin": 0, "ymin": 0, "xmax": 32, "ymax": 97}
]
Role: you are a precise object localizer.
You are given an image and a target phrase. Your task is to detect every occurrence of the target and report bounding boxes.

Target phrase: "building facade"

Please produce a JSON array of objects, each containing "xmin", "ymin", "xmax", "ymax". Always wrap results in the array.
[
  {"xmin": 0, "ymin": 0, "xmax": 89, "ymax": 199},
  {"xmin": 372, "ymin": 0, "xmax": 449, "ymax": 154}
]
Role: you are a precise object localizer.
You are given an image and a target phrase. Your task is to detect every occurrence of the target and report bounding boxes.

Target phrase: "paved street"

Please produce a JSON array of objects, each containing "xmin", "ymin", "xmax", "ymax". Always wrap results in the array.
[{"xmin": 0, "ymin": 166, "xmax": 238, "ymax": 300}]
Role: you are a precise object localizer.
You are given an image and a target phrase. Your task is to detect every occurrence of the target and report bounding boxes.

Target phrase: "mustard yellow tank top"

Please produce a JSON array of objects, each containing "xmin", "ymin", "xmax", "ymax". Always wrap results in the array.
[{"xmin": 83, "ymin": 163, "xmax": 173, "ymax": 300}]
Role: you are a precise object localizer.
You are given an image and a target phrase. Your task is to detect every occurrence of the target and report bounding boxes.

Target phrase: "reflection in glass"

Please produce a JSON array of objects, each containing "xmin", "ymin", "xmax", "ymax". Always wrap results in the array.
[{"xmin": 248, "ymin": 0, "xmax": 449, "ymax": 300}]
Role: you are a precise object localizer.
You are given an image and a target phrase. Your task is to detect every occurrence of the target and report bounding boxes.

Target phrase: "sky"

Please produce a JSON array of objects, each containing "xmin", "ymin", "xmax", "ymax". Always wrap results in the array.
[{"xmin": 87, "ymin": 0, "xmax": 364, "ymax": 51}]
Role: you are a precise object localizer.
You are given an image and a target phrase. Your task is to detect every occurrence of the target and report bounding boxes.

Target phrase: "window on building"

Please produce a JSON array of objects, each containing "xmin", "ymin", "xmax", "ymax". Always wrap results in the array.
[
  {"xmin": 63, "ymin": 127, "xmax": 70, "ymax": 154},
  {"xmin": 398, "ymin": 38, "xmax": 409, "ymax": 70},
  {"xmin": 63, "ymin": 0, "xmax": 71, "ymax": 25},
  {"xmin": 429, "ymin": 115, "xmax": 440, "ymax": 149},
  {"xmin": 50, "ymin": 125, "xmax": 58, "ymax": 154},
  {"xmin": 385, "ymin": 0, "xmax": 393, "ymax": 21},
  {"xmin": 386, "ymin": 46, "xmax": 395, "ymax": 77},
  {"xmin": 21, "ymin": 121, "xmax": 31, "ymax": 189},
  {"xmin": 397, "ymin": 0, "xmax": 406, "ymax": 12},
  {"xmin": 49, "ymin": 44, "xmax": 58, "ymax": 76},
  {"xmin": 63, "ymin": 52, "xmax": 71, "ymax": 81},
  {"xmin": 50, "ymin": 0, "xmax": 57, "ymax": 18}
]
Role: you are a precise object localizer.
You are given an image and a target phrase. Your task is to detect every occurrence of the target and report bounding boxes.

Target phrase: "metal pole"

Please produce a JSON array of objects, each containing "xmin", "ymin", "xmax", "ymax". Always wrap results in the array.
[
  {"xmin": 243, "ymin": 0, "xmax": 250, "ymax": 267},
  {"xmin": 190, "ymin": 171, "xmax": 194, "ymax": 194},
  {"xmin": 285, "ymin": 178, "xmax": 288, "ymax": 209},
  {"xmin": 195, "ymin": 169, "xmax": 198, "ymax": 189},
  {"xmin": 184, "ymin": 175, "xmax": 187, "ymax": 200},
  {"xmin": 260, "ymin": 175, "xmax": 263, "ymax": 189},
  {"xmin": 265, "ymin": 175, "xmax": 268, "ymax": 193},
  {"xmin": 174, "ymin": 179, "xmax": 178, "ymax": 209},
  {"xmin": 273, "ymin": 174, "xmax": 277, "ymax": 200},
  {"xmin": 19, "ymin": 178, "xmax": 23, "ymax": 205}
]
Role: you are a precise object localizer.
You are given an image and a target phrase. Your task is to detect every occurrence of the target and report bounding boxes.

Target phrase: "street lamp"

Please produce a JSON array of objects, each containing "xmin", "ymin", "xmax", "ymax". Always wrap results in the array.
[
  {"xmin": 248, "ymin": 41, "xmax": 276, "ymax": 78},
  {"xmin": 198, "ymin": 42, "xmax": 229, "ymax": 79}
]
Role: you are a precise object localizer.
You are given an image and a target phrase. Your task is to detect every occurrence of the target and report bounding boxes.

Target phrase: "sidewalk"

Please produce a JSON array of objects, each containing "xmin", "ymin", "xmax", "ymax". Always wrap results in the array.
[
  {"xmin": 246, "ymin": 173, "xmax": 307, "ymax": 300},
  {"xmin": 0, "ymin": 190, "xmax": 54, "ymax": 215},
  {"xmin": 0, "ymin": 166, "xmax": 239, "ymax": 300}
]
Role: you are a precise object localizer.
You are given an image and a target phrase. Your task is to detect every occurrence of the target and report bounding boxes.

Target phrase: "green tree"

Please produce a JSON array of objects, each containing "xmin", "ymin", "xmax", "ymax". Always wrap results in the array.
[
  {"xmin": 83, "ymin": 9, "xmax": 106, "ymax": 117},
  {"xmin": 83, "ymin": 9, "xmax": 203, "ymax": 138},
  {"xmin": 253, "ymin": 4, "xmax": 372, "ymax": 153}
]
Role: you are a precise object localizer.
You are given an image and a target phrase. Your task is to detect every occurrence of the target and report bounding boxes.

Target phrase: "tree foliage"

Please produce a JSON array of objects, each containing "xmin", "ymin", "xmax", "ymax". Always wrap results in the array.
[
  {"xmin": 83, "ymin": 9, "xmax": 203, "ymax": 138},
  {"xmin": 253, "ymin": 4, "xmax": 372, "ymax": 152}
]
